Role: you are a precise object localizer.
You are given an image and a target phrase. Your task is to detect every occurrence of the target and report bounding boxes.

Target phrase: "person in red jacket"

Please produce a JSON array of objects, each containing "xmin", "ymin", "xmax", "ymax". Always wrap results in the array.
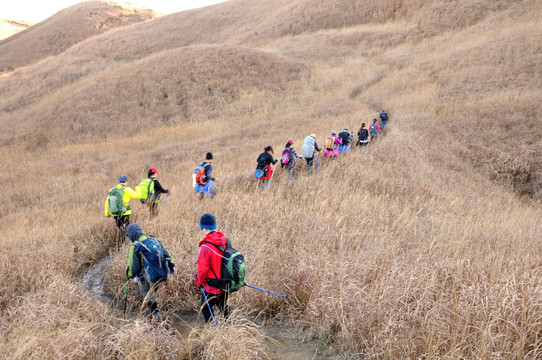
[{"xmin": 196, "ymin": 213, "xmax": 230, "ymax": 323}]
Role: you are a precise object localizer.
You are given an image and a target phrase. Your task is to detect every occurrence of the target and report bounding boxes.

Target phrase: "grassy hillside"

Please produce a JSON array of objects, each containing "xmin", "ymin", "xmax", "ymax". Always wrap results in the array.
[
  {"xmin": 0, "ymin": 1, "xmax": 157, "ymax": 73},
  {"xmin": 1, "ymin": 0, "xmax": 541, "ymax": 358}
]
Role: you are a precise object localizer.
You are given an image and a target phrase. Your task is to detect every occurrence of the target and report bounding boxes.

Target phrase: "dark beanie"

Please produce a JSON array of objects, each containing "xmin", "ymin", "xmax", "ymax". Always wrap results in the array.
[
  {"xmin": 200, "ymin": 213, "xmax": 217, "ymax": 230},
  {"xmin": 206, "ymin": 152, "xmax": 213, "ymax": 160}
]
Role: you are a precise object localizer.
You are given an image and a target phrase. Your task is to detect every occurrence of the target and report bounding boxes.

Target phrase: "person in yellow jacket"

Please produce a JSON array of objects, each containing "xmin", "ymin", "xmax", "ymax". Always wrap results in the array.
[{"xmin": 105, "ymin": 175, "xmax": 142, "ymax": 236}]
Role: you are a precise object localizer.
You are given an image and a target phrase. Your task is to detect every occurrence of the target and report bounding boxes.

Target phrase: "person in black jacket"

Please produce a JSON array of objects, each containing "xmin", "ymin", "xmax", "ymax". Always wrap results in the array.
[
  {"xmin": 356, "ymin": 123, "xmax": 369, "ymax": 148},
  {"xmin": 140, "ymin": 167, "xmax": 169, "ymax": 217},
  {"xmin": 255, "ymin": 146, "xmax": 278, "ymax": 190},
  {"xmin": 338, "ymin": 126, "xmax": 352, "ymax": 154}
]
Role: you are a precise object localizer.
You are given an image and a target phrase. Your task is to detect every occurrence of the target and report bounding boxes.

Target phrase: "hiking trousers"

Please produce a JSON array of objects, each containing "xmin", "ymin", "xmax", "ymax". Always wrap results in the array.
[{"xmin": 201, "ymin": 291, "xmax": 229, "ymax": 323}]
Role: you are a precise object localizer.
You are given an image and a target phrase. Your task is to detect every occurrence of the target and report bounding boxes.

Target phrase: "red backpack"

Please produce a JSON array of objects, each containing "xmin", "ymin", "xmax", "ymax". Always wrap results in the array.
[{"xmin": 194, "ymin": 163, "xmax": 209, "ymax": 185}]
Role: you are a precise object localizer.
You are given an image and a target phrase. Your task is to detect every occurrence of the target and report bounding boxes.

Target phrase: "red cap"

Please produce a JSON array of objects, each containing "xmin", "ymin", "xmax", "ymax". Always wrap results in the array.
[
  {"xmin": 150, "ymin": 167, "xmax": 159, "ymax": 175},
  {"xmin": 287, "ymin": 139, "xmax": 294, "ymax": 145}
]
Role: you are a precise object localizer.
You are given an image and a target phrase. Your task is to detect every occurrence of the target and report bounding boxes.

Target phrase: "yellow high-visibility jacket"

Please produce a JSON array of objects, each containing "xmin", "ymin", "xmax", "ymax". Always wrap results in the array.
[{"xmin": 104, "ymin": 184, "xmax": 142, "ymax": 216}]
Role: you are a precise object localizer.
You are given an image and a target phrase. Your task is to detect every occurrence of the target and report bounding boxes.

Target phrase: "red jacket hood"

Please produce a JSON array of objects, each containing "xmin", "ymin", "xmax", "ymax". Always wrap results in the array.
[{"xmin": 198, "ymin": 231, "xmax": 227, "ymax": 248}]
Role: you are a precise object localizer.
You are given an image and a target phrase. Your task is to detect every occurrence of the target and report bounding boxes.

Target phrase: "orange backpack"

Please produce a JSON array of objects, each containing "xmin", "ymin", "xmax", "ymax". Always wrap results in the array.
[{"xmin": 194, "ymin": 163, "xmax": 208, "ymax": 185}]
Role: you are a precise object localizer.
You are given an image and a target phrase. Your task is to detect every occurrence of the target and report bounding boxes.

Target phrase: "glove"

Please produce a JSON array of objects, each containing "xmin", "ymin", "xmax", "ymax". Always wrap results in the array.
[{"xmin": 171, "ymin": 267, "xmax": 177, "ymax": 275}]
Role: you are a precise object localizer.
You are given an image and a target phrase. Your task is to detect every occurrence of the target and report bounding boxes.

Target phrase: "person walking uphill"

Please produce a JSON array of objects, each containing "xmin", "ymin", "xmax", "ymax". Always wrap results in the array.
[
  {"xmin": 196, "ymin": 213, "xmax": 231, "ymax": 323},
  {"xmin": 357, "ymin": 123, "xmax": 369, "ymax": 148},
  {"xmin": 255, "ymin": 146, "xmax": 278, "ymax": 190},
  {"xmin": 126, "ymin": 223, "xmax": 176, "ymax": 323},
  {"xmin": 193, "ymin": 152, "xmax": 216, "ymax": 199},
  {"xmin": 369, "ymin": 118, "xmax": 382, "ymax": 141},
  {"xmin": 138, "ymin": 167, "xmax": 169, "ymax": 217},
  {"xmin": 380, "ymin": 110, "xmax": 388, "ymax": 130},
  {"xmin": 338, "ymin": 126, "xmax": 352, "ymax": 154},
  {"xmin": 323, "ymin": 131, "xmax": 342, "ymax": 158},
  {"xmin": 281, "ymin": 140, "xmax": 302, "ymax": 179},
  {"xmin": 302, "ymin": 134, "xmax": 321, "ymax": 173},
  {"xmin": 105, "ymin": 175, "xmax": 142, "ymax": 241}
]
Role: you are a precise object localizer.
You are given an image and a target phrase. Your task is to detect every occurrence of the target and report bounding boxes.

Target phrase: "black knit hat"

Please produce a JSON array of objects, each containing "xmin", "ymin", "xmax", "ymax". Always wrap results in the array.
[
  {"xmin": 200, "ymin": 213, "xmax": 217, "ymax": 230},
  {"xmin": 206, "ymin": 152, "xmax": 213, "ymax": 160}
]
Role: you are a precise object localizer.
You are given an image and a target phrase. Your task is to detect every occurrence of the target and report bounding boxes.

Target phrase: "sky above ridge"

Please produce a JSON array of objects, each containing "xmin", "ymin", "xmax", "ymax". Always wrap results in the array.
[{"xmin": 1, "ymin": 0, "xmax": 226, "ymax": 23}]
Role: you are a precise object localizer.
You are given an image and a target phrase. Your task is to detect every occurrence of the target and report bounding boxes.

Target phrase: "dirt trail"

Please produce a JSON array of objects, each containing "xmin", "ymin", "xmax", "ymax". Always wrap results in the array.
[{"xmin": 81, "ymin": 258, "xmax": 335, "ymax": 359}]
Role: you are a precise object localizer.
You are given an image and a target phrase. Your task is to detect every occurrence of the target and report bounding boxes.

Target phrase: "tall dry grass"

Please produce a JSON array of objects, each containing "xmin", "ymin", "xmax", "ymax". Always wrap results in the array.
[{"xmin": 1, "ymin": 0, "xmax": 542, "ymax": 358}]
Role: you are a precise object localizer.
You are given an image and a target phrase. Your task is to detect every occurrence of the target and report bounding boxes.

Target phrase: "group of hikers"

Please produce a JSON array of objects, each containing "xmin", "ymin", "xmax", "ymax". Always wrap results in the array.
[
  {"xmin": 254, "ymin": 110, "xmax": 389, "ymax": 186},
  {"xmin": 104, "ymin": 110, "xmax": 388, "ymax": 323}
]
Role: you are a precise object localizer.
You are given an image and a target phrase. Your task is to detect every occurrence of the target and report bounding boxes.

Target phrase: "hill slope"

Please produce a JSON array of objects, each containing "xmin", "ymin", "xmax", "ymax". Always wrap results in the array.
[
  {"xmin": 1, "ymin": 0, "xmax": 542, "ymax": 358},
  {"xmin": 0, "ymin": 1, "xmax": 157, "ymax": 73}
]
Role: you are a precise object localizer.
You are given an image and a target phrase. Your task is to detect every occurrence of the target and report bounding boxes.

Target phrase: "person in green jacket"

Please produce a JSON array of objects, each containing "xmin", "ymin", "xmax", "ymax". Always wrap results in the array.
[{"xmin": 126, "ymin": 223, "xmax": 176, "ymax": 322}]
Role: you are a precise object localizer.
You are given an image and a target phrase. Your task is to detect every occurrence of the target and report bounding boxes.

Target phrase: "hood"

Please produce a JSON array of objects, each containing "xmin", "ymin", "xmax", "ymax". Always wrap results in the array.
[
  {"xmin": 198, "ymin": 231, "xmax": 227, "ymax": 248},
  {"xmin": 126, "ymin": 223, "xmax": 144, "ymax": 243}
]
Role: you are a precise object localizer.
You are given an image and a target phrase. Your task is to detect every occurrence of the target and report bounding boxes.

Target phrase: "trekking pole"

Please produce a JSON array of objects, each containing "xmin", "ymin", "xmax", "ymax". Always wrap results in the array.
[
  {"xmin": 123, "ymin": 278, "xmax": 130, "ymax": 317},
  {"xmin": 244, "ymin": 284, "xmax": 289, "ymax": 299},
  {"xmin": 316, "ymin": 153, "xmax": 321, "ymax": 173},
  {"xmin": 201, "ymin": 287, "xmax": 217, "ymax": 327}
]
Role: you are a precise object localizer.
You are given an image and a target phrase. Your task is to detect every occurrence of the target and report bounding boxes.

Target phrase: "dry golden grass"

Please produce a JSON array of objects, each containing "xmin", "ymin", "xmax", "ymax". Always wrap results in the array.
[{"xmin": 1, "ymin": 0, "xmax": 542, "ymax": 358}]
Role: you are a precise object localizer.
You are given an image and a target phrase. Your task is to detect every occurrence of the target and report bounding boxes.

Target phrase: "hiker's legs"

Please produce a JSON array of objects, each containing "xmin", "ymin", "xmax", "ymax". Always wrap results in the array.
[
  {"xmin": 115, "ymin": 215, "xmax": 130, "ymax": 239},
  {"xmin": 140, "ymin": 276, "xmax": 160, "ymax": 320},
  {"xmin": 200, "ymin": 292, "xmax": 228, "ymax": 323},
  {"xmin": 261, "ymin": 179, "xmax": 270, "ymax": 190},
  {"xmin": 381, "ymin": 120, "xmax": 387, "ymax": 130},
  {"xmin": 288, "ymin": 165, "xmax": 296, "ymax": 179},
  {"xmin": 305, "ymin": 156, "xmax": 314, "ymax": 173},
  {"xmin": 149, "ymin": 201, "xmax": 158, "ymax": 218}
]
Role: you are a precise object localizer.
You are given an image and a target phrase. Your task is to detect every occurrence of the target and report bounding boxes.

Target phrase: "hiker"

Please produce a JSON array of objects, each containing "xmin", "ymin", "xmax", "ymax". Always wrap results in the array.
[
  {"xmin": 369, "ymin": 119, "xmax": 381, "ymax": 141},
  {"xmin": 255, "ymin": 146, "xmax": 278, "ymax": 190},
  {"xmin": 138, "ymin": 167, "xmax": 169, "ymax": 217},
  {"xmin": 280, "ymin": 140, "xmax": 302, "ymax": 179},
  {"xmin": 105, "ymin": 175, "xmax": 142, "ymax": 237},
  {"xmin": 302, "ymin": 134, "xmax": 321, "ymax": 173},
  {"xmin": 194, "ymin": 152, "xmax": 216, "ymax": 199},
  {"xmin": 196, "ymin": 213, "xmax": 231, "ymax": 323},
  {"xmin": 380, "ymin": 110, "xmax": 388, "ymax": 130},
  {"xmin": 126, "ymin": 223, "xmax": 176, "ymax": 323},
  {"xmin": 323, "ymin": 131, "xmax": 341, "ymax": 158},
  {"xmin": 356, "ymin": 123, "xmax": 369, "ymax": 148},
  {"xmin": 338, "ymin": 126, "xmax": 352, "ymax": 154}
]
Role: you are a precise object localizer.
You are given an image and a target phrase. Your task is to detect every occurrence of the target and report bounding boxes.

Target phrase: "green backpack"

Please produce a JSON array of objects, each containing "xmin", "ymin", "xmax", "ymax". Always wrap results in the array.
[
  {"xmin": 108, "ymin": 186, "xmax": 127, "ymax": 216},
  {"xmin": 204, "ymin": 238, "xmax": 246, "ymax": 294},
  {"xmin": 370, "ymin": 124, "xmax": 378, "ymax": 136},
  {"xmin": 138, "ymin": 178, "xmax": 155, "ymax": 201}
]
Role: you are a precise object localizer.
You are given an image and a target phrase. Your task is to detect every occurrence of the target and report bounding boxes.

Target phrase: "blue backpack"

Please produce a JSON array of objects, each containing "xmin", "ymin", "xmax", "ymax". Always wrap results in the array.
[{"xmin": 137, "ymin": 237, "xmax": 169, "ymax": 283}]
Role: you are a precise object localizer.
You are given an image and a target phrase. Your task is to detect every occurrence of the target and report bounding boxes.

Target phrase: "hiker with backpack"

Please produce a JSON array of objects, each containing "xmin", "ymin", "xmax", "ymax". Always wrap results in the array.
[
  {"xmin": 193, "ymin": 152, "xmax": 216, "ymax": 199},
  {"xmin": 380, "ymin": 110, "xmax": 388, "ymax": 130},
  {"xmin": 323, "ymin": 131, "xmax": 342, "ymax": 158},
  {"xmin": 196, "ymin": 213, "xmax": 239, "ymax": 323},
  {"xmin": 125, "ymin": 223, "xmax": 176, "ymax": 323},
  {"xmin": 255, "ymin": 146, "xmax": 278, "ymax": 190},
  {"xmin": 138, "ymin": 167, "xmax": 169, "ymax": 217},
  {"xmin": 369, "ymin": 118, "xmax": 382, "ymax": 142},
  {"xmin": 105, "ymin": 175, "xmax": 142, "ymax": 238},
  {"xmin": 338, "ymin": 126, "xmax": 352, "ymax": 154},
  {"xmin": 280, "ymin": 140, "xmax": 302, "ymax": 179},
  {"xmin": 356, "ymin": 123, "xmax": 369, "ymax": 148},
  {"xmin": 301, "ymin": 134, "xmax": 321, "ymax": 173}
]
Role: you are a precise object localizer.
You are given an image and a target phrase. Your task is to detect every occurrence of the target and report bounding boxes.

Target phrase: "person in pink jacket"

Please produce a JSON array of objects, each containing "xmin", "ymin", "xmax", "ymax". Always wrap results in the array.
[
  {"xmin": 323, "ymin": 131, "xmax": 342, "ymax": 158},
  {"xmin": 369, "ymin": 118, "xmax": 382, "ymax": 141}
]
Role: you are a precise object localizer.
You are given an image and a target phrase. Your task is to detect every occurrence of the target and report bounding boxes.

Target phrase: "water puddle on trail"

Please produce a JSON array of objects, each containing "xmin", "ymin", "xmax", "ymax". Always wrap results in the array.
[
  {"xmin": 81, "ymin": 259, "xmax": 336, "ymax": 359},
  {"xmin": 81, "ymin": 256, "xmax": 114, "ymax": 304}
]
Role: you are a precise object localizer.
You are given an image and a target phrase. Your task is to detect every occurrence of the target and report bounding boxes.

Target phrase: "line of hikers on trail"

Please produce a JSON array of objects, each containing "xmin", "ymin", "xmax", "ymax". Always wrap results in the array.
[{"xmin": 103, "ymin": 111, "xmax": 387, "ymax": 323}]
